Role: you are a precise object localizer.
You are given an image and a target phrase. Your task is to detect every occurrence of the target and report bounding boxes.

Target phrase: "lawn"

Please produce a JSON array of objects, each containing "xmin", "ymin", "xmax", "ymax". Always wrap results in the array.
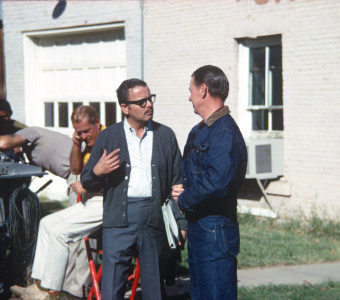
[
  {"xmin": 40, "ymin": 201, "xmax": 340, "ymax": 271},
  {"xmin": 40, "ymin": 200, "xmax": 340, "ymax": 299},
  {"xmin": 177, "ymin": 212, "xmax": 340, "ymax": 271},
  {"xmin": 238, "ymin": 281, "xmax": 340, "ymax": 300},
  {"xmin": 237, "ymin": 213, "xmax": 340, "ymax": 268}
]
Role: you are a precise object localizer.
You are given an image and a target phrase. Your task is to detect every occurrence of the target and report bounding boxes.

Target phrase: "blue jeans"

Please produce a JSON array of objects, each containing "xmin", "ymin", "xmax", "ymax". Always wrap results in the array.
[{"xmin": 187, "ymin": 216, "xmax": 240, "ymax": 300}]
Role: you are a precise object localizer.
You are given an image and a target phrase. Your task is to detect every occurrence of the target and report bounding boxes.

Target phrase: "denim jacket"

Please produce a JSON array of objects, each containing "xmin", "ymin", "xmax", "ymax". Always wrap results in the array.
[{"xmin": 178, "ymin": 106, "xmax": 247, "ymax": 222}]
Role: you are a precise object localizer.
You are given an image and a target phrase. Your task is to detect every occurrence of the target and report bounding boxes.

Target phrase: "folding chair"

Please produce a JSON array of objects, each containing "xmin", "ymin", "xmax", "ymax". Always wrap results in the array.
[
  {"xmin": 77, "ymin": 195, "xmax": 141, "ymax": 300},
  {"xmin": 84, "ymin": 234, "xmax": 141, "ymax": 300}
]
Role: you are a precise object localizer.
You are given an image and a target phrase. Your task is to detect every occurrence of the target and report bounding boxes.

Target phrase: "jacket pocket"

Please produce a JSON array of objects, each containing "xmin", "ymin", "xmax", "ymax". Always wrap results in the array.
[{"xmin": 190, "ymin": 143, "xmax": 209, "ymax": 175}]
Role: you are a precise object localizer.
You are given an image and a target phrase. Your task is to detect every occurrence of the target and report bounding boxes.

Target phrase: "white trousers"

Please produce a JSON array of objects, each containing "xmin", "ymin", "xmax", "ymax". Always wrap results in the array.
[{"xmin": 31, "ymin": 194, "xmax": 103, "ymax": 292}]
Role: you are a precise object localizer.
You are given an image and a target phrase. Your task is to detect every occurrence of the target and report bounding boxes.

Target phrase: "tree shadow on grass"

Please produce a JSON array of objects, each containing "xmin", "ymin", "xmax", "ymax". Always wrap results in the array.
[{"xmin": 40, "ymin": 199, "xmax": 68, "ymax": 219}]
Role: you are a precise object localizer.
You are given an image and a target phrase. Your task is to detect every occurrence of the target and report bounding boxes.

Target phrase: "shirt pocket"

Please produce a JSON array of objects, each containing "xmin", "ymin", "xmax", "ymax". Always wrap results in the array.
[{"xmin": 189, "ymin": 142, "xmax": 210, "ymax": 175}]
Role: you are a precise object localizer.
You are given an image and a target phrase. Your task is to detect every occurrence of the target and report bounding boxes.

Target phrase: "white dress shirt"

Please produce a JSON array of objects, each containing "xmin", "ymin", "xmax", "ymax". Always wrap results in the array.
[{"xmin": 124, "ymin": 118, "xmax": 153, "ymax": 198}]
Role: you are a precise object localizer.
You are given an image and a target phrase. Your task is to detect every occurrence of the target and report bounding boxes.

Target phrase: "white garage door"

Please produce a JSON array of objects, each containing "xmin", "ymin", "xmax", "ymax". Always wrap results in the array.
[
  {"xmin": 23, "ymin": 26, "xmax": 126, "ymax": 201},
  {"xmin": 32, "ymin": 27, "xmax": 126, "ymax": 135}
]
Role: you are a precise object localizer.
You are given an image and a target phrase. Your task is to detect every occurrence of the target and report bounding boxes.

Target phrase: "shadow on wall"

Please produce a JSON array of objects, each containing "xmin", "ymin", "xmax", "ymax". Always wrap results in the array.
[{"xmin": 52, "ymin": 0, "xmax": 67, "ymax": 19}]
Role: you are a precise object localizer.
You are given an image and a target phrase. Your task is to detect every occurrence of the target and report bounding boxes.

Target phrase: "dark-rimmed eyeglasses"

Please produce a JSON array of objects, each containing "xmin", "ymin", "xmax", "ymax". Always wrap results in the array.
[{"xmin": 123, "ymin": 94, "xmax": 156, "ymax": 108}]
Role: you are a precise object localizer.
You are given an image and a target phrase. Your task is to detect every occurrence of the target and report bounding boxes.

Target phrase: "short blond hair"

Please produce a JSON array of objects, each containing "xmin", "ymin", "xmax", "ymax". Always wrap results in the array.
[{"xmin": 71, "ymin": 105, "xmax": 99, "ymax": 124}]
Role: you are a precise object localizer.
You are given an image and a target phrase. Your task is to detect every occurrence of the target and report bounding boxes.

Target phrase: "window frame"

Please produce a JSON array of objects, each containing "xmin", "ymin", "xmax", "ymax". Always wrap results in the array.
[{"xmin": 237, "ymin": 35, "xmax": 283, "ymax": 138}]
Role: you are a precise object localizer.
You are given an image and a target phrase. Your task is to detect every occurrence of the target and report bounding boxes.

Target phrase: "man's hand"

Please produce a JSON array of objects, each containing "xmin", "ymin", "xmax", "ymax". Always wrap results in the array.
[
  {"xmin": 13, "ymin": 147, "xmax": 23, "ymax": 154},
  {"xmin": 70, "ymin": 131, "xmax": 84, "ymax": 174},
  {"xmin": 178, "ymin": 230, "xmax": 187, "ymax": 247},
  {"xmin": 70, "ymin": 181, "xmax": 87, "ymax": 195},
  {"xmin": 93, "ymin": 149, "xmax": 120, "ymax": 176},
  {"xmin": 72, "ymin": 131, "xmax": 82, "ymax": 147},
  {"xmin": 172, "ymin": 184, "xmax": 184, "ymax": 204}
]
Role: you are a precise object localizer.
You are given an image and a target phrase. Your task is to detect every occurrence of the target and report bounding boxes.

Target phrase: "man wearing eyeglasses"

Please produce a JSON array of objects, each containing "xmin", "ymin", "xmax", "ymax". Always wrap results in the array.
[{"xmin": 81, "ymin": 78, "xmax": 187, "ymax": 300}]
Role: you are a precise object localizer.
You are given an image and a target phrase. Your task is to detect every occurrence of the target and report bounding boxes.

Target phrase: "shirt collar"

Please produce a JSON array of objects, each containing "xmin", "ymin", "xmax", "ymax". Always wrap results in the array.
[
  {"xmin": 123, "ymin": 118, "xmax": 153, "ymax": 135},
  {"xmin": 203, "ymin": 106, "xmax": 230, "ymax": 127}
]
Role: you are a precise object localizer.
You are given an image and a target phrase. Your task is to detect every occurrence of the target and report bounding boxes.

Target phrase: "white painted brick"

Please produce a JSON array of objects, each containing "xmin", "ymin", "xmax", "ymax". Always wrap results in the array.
[
  {"xmin": 2, "ymin": 0, "xmax": 340, "ymax": 218},
  {"xmin": 144, "ymin": 0, "xmax": 340, "ymax": 218}
]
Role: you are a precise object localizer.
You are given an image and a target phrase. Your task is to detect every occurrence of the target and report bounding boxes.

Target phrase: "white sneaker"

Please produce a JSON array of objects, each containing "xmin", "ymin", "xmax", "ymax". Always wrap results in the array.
[
  {"xmin": 23, "ymin": 284, "xmax": 49, "ymax": 300},
  {"xmin": 10, "ymin": 285, "xmax": 26, "ymax": 297},
  {"xmin": 10, "ymin": 283, "xmax": 49, "ymax": 300}
]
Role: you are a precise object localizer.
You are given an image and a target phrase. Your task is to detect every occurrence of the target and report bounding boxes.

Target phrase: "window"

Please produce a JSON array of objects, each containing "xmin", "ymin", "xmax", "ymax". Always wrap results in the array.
[
  {"xmin": 238, "ymin": 35, "xmax": 283, "ymax": 132},
  {"xmin": 44, "ymin": 102, "xmax": 54, "ymax": 127},
  {"xmin": 90, "ymin": 102, "xmax": 100, "ymax": 119},
  {"xmin": 58, "ymin": 102, "xmax": 68, "ymax": 127},
  {"xmin": 73, "ymin": 102, "xmax": 83, "ymax": 111},
  {"xmin": 105, "ymin": 102, "xmax": 116, "ymax": 126}
]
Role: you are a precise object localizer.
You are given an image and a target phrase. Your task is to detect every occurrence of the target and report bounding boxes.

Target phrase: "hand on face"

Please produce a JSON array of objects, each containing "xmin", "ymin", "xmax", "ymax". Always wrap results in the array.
[{"xmin": 72, "ymin": 131, "xmax": 82, "ymax": 147}]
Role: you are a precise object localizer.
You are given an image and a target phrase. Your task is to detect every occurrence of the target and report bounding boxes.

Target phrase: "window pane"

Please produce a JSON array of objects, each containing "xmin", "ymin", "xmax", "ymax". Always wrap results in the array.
[
  {"xmin": 45, "ymin": 102, "xmax": 54, "ymax": 127},
  {"xmin": 73, "ymin": 102, "xmax": 83, "ymax": 111},
  {"xmin": 105, "ymin": 102, "xmax": 116, "ymax": 126},
  {"xmin": 272, "ymin": 109, "xmax": 284, "ymax": 130},
  {"xmin": 252, "ymin": 110, "xmax": 268, "ymax": 131},
  {"xmin": 250, "ymin": 47, "xmax": 265, "ymax": 105},
  {"xmin": 270, "ymin": 45, "xmax": 283, "ymax": 106},
  {"xmin": 90, "ymin": 102, "xmax": 100, "ymax": 119},
  {"xmin": 269, "ymin": 45, "xmax": 282, "ymax": 68},
  {"xmin": 58, "ymin": 102, "xmax": 68, "ymax": 128}
]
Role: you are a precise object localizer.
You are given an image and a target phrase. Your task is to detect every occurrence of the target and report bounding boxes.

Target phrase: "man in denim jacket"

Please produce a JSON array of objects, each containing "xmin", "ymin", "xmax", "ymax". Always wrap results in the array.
[{"xmin": 172, "ymin": 65, "xmax": 247, "ymax": 300}]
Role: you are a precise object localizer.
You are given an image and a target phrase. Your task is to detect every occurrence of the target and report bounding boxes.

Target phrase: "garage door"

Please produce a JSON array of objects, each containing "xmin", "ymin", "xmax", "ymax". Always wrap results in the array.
[{"xmin": 36, "ymin": 27, "xmax": 126, "ymax": 134}]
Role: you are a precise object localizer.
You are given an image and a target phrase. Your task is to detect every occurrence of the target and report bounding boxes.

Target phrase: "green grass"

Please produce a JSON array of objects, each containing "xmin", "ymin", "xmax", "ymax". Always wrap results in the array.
[
  {"xmin": 41, "ymin": 201, "xmax": 340, "ymax": 271},
  {"xmin": 238, "ymin": 281, "xmax": 340, "ymax": 300},
  {"xmin": 40, "ymin": 200, "xmax": 340, "ymax": 299},
  {"xmin": 237, "ymin": 213, "xmax": 340, "ymax": 268},
  {"xmin": 177, "ymin": 213, "xmax": 340, "ymax": 271}
]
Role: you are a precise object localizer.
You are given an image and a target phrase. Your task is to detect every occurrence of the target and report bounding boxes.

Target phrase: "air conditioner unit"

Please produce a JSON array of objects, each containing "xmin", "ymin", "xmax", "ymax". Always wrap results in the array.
[{"xmin": 245, "ymin": 138, "xmax": 283, "ymax": 180}]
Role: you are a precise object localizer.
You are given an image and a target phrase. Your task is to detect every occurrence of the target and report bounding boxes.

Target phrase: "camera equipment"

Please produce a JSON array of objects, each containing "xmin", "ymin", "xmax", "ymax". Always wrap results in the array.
[{"xmin": 0, "ymin": 151, "xmax": 46, "ymax": 298}]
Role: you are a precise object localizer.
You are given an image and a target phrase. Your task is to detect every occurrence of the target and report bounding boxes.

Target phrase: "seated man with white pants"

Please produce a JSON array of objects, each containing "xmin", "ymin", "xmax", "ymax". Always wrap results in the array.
[{"xmin": 10, "ymin": 105, "xmax": 120, "ymax": 299}]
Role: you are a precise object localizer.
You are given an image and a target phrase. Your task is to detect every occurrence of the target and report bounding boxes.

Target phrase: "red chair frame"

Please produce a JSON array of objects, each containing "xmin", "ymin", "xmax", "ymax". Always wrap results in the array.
[
  {"xmin": 84, "ymin": 236, "xmax": 141, "ymax": 300},
  {"xmin": 78, "ymin": 194, "xmax": 140, "ymax": 299}
]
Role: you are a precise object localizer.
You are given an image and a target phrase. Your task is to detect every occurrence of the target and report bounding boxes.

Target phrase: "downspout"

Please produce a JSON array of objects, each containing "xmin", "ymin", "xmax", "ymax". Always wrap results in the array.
[
  {"xmin": 0, "ymin": 20, "xmax": 6, "ymax": 98},
  {"xmin": 140, "ymin": 0, "xmax": 144, "ymax": 80}
]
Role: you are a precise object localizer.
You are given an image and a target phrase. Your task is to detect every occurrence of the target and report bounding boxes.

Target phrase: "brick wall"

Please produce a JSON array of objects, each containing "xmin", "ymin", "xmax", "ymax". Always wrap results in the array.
[
  {"xmin": 2, "ymin": 0, "xmax": 340, "ymax": 216},
  {"xmin": 1, "ymin": 0, "xmax": 143, "ymax": 200},
  {"xmin": 2, "ymin": 0, "xmax": 142, "ymax": 122},
  {"xmin": 144, "ymin": 0, "xmax": 340, "ymax": 218}
]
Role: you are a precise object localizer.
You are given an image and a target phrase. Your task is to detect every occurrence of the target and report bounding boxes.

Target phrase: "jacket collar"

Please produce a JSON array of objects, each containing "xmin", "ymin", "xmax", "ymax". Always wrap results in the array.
[{"xmin": 203, "ymin": 106, "xmax": 230, "ymax": 127}]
